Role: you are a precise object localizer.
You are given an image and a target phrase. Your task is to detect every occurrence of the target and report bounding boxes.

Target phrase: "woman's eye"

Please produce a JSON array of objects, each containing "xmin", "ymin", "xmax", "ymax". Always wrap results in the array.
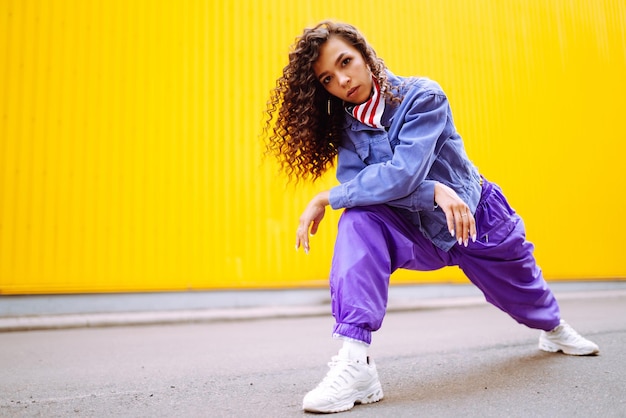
[
  {"xmin": 323, "ymin": 76, "xmax": 331, "ymax": 84},
  {"xmin": 342, "ymin": 58, "xmax": 351, "ymax": 66}
]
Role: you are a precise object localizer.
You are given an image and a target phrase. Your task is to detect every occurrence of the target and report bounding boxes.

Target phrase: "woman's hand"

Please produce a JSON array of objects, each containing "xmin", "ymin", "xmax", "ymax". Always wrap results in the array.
[
  {"xmin": 296, "ymin": 191, "xmax": 330, "ymax": 254},
  {"xmin": 434, "ymin": 182, "xmax": 476, "ymax": 247}
]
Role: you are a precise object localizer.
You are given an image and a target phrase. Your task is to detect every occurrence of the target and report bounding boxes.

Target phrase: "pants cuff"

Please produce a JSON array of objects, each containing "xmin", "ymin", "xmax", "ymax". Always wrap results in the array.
[{"xmin": 333, "ymin": 323, "xmax": 372, "ymax": 345}]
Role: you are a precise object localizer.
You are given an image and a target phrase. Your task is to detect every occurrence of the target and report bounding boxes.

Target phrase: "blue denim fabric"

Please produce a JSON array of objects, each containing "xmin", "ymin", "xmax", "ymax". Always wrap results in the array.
[{"xmin": 329, "ymin": 73, "xmax": 482, "ymax": 251}]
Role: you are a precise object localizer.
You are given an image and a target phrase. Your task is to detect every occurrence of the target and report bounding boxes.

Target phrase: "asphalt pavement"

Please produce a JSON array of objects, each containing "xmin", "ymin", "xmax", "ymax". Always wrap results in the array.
[{"xmin": 0, "ymin": 287, "xmax": 625, "ymax": 417}]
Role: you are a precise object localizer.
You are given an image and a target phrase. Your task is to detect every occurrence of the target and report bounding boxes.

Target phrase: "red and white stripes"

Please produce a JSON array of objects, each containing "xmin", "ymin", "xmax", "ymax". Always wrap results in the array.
[{"xmin": 350, "ymin": 78, "xmax": 385, "ymax": 129}]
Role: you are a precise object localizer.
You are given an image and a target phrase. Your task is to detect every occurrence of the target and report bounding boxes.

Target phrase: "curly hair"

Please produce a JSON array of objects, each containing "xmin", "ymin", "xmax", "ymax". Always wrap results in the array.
[{"xmin": 263, "ymin": 21, "xmax": 398, "ymax": 183}]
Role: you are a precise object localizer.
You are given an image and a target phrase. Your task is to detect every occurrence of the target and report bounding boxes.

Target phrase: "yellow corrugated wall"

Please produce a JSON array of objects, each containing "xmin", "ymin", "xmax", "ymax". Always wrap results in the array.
[{"xmin": 1, "ymin": 0, "xmax": 625, "ymax": 294}]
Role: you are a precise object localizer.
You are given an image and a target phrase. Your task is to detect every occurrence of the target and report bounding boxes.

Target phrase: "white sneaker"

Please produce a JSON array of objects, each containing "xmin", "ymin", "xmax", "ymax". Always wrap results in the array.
[
  {"xmin": 538, "ymin": 320, "xmax": 600, "ymax": 355},
  {"xmin": 302, "ymin": 355, "xmax": 383, "ymax": 413}
]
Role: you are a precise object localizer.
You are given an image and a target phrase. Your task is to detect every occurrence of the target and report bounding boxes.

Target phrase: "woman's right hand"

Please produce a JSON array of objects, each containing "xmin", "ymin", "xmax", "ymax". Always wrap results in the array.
[
  {"xmin": 434, "ymin": 182, "xmax": 476, "ymax": 247},
  {"xmin": 295, "ymin": 191, "xmax": 330, "ymax": 254}
]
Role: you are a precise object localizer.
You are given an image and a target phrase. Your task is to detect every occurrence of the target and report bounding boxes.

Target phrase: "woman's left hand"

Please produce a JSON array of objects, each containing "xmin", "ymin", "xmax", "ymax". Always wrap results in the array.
[
  {"xmin": 295, "ymin": 191, "xmax": 330, "ymax": 254},
  {"xmin": 434, "ymin": 182, "xmax": 476, "ymax": 247}
]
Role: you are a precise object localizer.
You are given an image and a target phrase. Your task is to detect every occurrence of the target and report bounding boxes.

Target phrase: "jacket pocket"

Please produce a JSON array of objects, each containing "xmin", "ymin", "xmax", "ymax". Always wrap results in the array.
[{"xmin": 356, "ymin": 134, "xmax": 393, "ymax": 165}]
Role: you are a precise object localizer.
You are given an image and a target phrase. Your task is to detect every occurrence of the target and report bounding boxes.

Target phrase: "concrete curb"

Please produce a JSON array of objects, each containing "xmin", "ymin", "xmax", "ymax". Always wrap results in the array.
[{"xmin": 2, "ymin": 289, "xmax": 625, "ymax": 333}]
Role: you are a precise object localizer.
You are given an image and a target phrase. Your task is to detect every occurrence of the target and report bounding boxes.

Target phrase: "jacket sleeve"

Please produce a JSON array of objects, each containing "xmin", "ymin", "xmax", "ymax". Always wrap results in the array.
[
  {"xmin": 386, "ymin": 180, "xmax": 437, "ymax": 212},
  {"xmin": 329, "ymin": 85, "xmax": 450, "ymax": 210},
  {"xmin": 334, "ymin": 142, "xmax": 438, "ymax": 212}
]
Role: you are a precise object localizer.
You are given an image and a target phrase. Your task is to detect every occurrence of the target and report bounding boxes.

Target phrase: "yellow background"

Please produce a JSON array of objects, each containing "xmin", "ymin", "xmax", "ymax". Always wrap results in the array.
[{"xmin": 1, "ymin": 0, "xmax": 625, "ymax": 294}]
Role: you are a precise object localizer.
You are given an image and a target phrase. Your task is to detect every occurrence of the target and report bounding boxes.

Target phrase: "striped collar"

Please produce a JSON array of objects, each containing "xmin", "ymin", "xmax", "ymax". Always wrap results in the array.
[{"xmin": 345, "ymin": 78, "xmax": 385, "ymax": 129}]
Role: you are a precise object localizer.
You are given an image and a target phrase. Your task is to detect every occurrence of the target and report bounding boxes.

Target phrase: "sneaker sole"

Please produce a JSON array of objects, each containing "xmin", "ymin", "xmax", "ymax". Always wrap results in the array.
[
  {"xmin": 303, "ymin": 383, "xmax": 384, "ymax": 413},
  {"xmin": 538, "ymin": 339, "xmax": 599, "ymax": 356}
]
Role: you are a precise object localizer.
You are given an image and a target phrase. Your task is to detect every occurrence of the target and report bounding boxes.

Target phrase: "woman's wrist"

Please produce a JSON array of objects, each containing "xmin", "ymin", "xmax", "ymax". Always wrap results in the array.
[{"xmin": 316, "ymin": 190, "xmax": 330, "ymax": 206}]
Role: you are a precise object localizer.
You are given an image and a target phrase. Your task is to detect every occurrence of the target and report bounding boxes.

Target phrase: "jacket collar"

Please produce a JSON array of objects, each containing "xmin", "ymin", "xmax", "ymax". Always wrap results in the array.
[{"xmin": 342, "ymin": 71, "xmax": 409, "ymax": 131}]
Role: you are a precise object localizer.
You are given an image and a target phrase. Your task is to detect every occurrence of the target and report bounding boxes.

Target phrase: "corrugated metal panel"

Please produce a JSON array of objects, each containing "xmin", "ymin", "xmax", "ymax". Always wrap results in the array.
[{"xmin": 1, "ymin": 0, "xmax": 625, "ymax": 294}]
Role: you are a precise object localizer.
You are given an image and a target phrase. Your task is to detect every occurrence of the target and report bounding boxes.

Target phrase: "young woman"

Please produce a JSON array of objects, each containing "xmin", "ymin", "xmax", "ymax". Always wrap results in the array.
[{"xmin": 264, "ymin": 21, "xmax": 599, "ymax": 414}]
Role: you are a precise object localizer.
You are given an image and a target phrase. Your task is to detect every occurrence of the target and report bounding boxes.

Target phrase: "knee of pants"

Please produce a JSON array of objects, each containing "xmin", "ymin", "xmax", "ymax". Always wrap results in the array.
[
  {"xmin": 332, "ymin": 206, "xmax": 396, "ymax": 274},
  {"xmin": 336, "ymin": 206, "xmax": 391, "ymax": 237}
]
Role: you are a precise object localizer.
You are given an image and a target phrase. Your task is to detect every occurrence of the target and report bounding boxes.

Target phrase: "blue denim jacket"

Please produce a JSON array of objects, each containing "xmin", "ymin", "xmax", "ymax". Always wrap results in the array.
[{"xmin": 328, "ymin": 72, "xmax": 482, "ymax": 251}]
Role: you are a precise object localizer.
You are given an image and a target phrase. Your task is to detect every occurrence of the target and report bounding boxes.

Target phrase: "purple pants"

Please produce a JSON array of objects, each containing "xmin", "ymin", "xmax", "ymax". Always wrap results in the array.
[{"xmin": 330, "ymin": 179, "xmax": 561, "ymax": 344}]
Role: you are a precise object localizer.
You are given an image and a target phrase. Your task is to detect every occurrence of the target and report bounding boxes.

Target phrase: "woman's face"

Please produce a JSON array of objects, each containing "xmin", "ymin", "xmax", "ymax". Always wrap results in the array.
[{"xmin": 312, "ymin": 36, "xmax": 373, "ymax": 105}]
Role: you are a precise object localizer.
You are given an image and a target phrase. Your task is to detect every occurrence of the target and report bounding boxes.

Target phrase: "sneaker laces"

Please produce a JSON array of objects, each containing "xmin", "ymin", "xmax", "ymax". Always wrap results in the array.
[
  {"xmin": 551, "ymin": 322, "xmax": 587, "ymax": 345},
  {"xmin": 315, "ymin": 356, "xmax": 362, "ymax": 394}
]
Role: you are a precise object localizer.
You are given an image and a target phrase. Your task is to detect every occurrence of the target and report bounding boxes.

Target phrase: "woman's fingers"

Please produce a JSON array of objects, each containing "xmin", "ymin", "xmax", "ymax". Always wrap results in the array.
[
  {"xmin": 435, "ymin": 182, "xmax": 475, "ymax": 246},
  {"xmin": 295, "ymin": 223, "xmax": 310, "ymax": 254},
  {"xmin": 452, "ymin": 207, "xmax": 475, "ymax": 247},
  {"xmin": 454, "ymin": 209, "xmax": 466, "ymax": 246},
  {"xmin": 295, "ymin": 193, "xmax": 329, "ymax": 255}
]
